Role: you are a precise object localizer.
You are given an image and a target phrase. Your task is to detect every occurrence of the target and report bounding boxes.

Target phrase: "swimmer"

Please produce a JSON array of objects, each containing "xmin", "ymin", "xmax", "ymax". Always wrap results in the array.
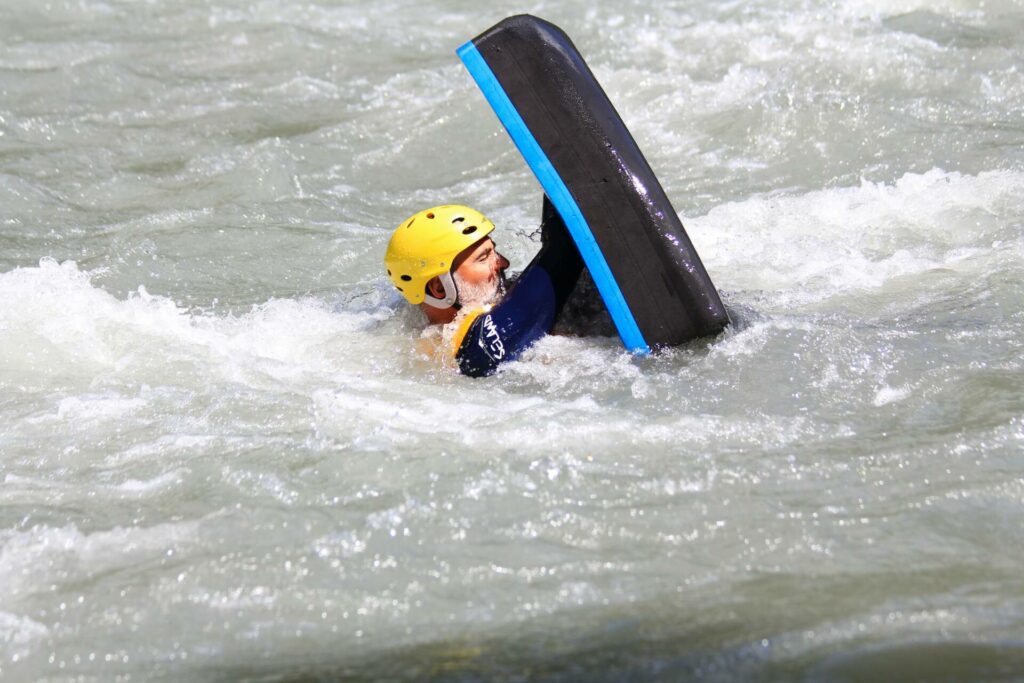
[{"xmin": 385, "ymin": 197, "xmax": 583, "ymax": 377}]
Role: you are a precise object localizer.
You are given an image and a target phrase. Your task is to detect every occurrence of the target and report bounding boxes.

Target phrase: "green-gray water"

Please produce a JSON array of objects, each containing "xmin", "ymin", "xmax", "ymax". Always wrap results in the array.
[{"xmin": 2, "ymin": 1, "xmax": 1023, "ymax": 680}]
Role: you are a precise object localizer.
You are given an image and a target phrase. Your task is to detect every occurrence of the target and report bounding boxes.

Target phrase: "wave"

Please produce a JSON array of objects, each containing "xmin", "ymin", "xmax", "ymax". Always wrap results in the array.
[{"xmin": 689, "ymin": 167, "xmax": 1024, "ymax": 309}]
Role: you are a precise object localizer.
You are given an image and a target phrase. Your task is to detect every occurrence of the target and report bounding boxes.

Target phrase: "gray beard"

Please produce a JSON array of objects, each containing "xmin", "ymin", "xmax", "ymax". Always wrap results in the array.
[{"xmin": 453, "ymin": 271, "xmax": 508, "ymax": 309}]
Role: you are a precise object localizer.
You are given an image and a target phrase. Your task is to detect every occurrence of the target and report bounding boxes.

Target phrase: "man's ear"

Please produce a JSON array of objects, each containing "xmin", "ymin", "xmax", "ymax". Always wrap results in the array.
[{"xmin": 426, "ymin": 276, "xmax": 445, "ymax": 298}]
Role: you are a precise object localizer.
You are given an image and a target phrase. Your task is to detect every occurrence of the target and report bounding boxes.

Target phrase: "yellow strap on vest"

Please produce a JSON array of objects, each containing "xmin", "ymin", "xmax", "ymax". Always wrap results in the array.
[{"xmin": 449, "ymin": 305, "xmax": 492, "ymax": 358}]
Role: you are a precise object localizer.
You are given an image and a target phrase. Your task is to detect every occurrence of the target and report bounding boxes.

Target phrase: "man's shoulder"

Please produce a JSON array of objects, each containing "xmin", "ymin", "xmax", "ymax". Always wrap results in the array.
[
  {"xmin": 415, "ymin": 305, "xmax": 492, "ymax": 362},
  {"xmin": 448, "ymin": 305, "xmax": 493, "ymax": 356}
]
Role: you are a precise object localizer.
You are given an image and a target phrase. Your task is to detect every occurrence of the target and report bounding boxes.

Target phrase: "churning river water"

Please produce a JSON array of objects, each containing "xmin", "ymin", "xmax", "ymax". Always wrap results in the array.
[{"xmin": 2, "ymin": 0, "xmax": 1024, "ymax": 681}]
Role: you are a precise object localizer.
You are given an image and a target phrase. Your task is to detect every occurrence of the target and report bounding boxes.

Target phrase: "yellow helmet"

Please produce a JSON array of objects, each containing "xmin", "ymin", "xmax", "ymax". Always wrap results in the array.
[{"xmin": 384, "ymin": 205, "xmax": 495, "ymax": 308}]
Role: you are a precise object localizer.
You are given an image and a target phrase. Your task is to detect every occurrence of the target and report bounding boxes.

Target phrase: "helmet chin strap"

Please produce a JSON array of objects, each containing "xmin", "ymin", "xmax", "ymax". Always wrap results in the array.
[{"xmin": 423, "ymin": 272, "xmax": 460, "ymax": 310}]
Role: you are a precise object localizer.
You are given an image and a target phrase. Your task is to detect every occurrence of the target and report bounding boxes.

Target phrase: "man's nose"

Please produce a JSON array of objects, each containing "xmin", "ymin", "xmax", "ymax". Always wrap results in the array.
[{"xmin": 496, "ymin": 252, "xmax": 510, "ymax": 271}]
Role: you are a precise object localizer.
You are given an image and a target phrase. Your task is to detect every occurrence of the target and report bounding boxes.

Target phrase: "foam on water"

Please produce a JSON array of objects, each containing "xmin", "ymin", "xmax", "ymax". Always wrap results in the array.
[
  {"xmin": 692, "ymin": 167, "xmax": 1024, "ymax": 309},
  {"xmin": 0, "ymin": 520, "xmax": 202, "ymax": 601},
  {"xmin": 2, "ymin": 176, "xmax": 1023, "ymax": 681},
  {"xmin": 0, "ymin": 258, "xmax": 393, "ymax": 388}
]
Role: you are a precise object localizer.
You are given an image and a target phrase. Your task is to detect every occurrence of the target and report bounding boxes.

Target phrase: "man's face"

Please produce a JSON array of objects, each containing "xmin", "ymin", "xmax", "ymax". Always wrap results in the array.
[{"xmin": 451, "ymin": 237, "xmax": 510, "ymax": 307}]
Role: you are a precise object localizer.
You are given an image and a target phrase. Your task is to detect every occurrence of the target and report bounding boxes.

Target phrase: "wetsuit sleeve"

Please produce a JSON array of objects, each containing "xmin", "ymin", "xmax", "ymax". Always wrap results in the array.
[{"xmin": 456, "ymin": 196, "xmax": 583, "ymax": 378}]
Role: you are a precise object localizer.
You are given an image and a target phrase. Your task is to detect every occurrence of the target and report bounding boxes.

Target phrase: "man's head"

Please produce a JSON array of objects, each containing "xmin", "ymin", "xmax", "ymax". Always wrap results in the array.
[{"xmin": 385, "ymin": 205, "xmax": 509, "ymax": 315}]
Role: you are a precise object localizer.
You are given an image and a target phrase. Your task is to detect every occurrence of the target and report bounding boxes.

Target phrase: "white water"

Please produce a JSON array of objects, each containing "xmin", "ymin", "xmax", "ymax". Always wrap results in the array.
[{"xmin": 2, "ymin": 1, "xmax": 1024, "ymax": 680}]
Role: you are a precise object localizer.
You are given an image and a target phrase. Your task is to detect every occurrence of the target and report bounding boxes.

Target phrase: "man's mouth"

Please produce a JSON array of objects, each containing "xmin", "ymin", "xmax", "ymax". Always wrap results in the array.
[
  {"xmin": 494, "ymin": 272, "xmax": 508, "ymax": 301},
  {"xmin": 453, "ymin": 271, "xmax": 509, "ymax": 309}
]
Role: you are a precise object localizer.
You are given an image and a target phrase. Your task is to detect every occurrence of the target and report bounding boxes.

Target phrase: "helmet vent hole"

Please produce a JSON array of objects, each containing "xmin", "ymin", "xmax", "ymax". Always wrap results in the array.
[
  {"xmin": 462, "ymin": 225, "xmax": 477, "ymax": 235},
  {"xmin": 387, "ymin": 269, "xmax": 392, "ymax": 276},
  {"xmin": 452, "ymin": 216, "xmax": 465, "ymax": 223},
  {"xmin": 396, "ymin": 287, "xmax": 404, "ymax": 292},
  {"xmin": 426, "ymin": 212, "xmax": 435, "ymax": 219},
  {"xmin": 400, "ymin": 274, "xmax": 412, "ymax": 281}
]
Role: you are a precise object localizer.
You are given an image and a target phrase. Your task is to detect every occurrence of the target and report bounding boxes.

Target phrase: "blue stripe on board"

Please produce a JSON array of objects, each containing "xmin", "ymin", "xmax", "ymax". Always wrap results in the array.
[{"xmin": 456, "ymin": 40, "xmax": 650, "ymax": 354}]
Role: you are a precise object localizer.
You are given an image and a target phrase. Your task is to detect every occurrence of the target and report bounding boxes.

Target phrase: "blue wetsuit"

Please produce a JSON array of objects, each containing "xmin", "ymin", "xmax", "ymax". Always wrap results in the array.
[{"xmin": 455, "ymin": 196, "xmax": 583, "ymax": 378}]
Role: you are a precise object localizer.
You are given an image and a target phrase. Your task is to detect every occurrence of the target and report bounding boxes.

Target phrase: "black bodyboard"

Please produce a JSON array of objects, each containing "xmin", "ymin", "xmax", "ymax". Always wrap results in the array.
[{"xmin": 458, "ymin": 15, "xmax": 729, "ymax": 350}]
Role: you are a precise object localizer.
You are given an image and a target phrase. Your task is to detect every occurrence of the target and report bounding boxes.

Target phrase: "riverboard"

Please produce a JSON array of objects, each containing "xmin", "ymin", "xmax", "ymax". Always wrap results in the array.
[{"xmin": 457, "ymin": 15, "xmax": 729, "ymax": 352}]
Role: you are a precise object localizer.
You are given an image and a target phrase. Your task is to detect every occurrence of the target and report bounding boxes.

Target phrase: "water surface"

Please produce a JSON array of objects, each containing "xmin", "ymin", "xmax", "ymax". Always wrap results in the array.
[{"xmin": 1, "ymin": 0, "xmax": 1023, "ymax": 680}]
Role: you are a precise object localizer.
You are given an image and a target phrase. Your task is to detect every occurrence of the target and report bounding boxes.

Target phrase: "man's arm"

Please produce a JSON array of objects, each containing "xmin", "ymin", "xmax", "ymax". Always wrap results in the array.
[{"xmin": 455, "ymin": 196, "xmax": 583, "ymax": 378}]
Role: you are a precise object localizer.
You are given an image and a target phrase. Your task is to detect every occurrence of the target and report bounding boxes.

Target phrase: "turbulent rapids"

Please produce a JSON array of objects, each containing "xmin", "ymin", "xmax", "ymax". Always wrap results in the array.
[{"xmin": 2, "ymin": 1, "xmax": 1024, "ymax": 681}]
